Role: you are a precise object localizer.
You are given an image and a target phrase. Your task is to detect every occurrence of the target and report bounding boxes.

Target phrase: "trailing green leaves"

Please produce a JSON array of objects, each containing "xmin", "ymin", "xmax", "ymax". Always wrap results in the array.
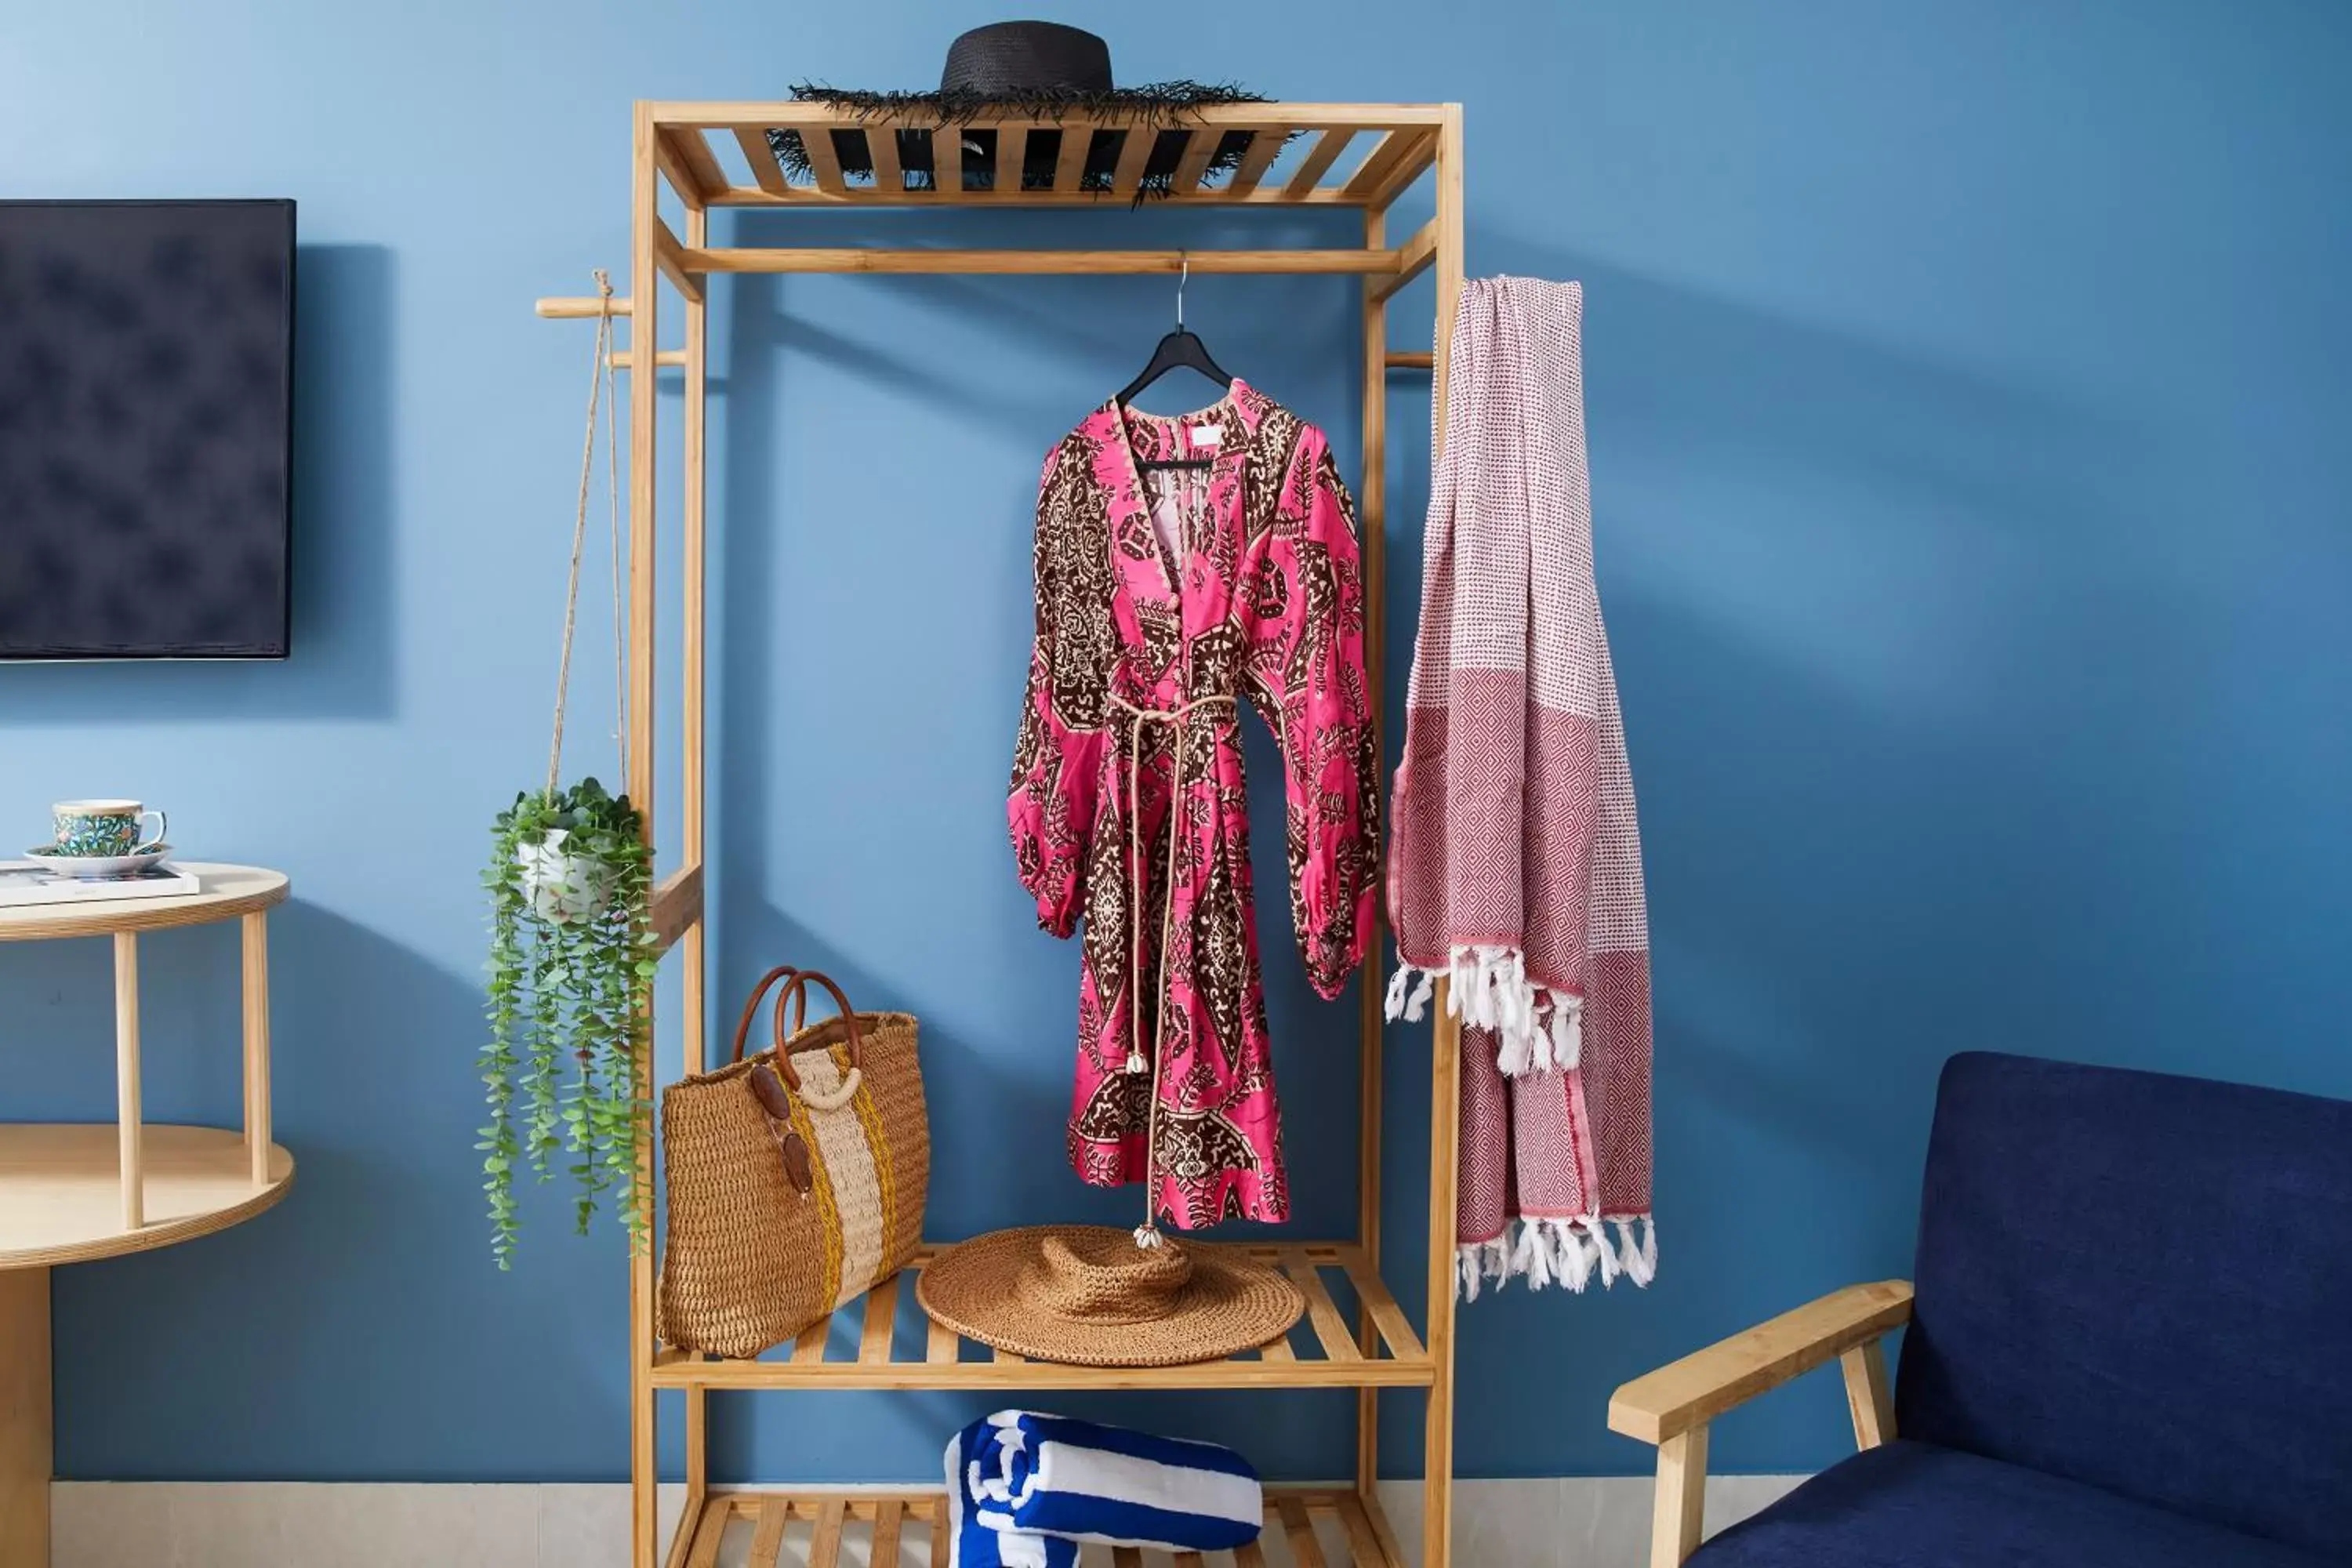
[{"xmin": 480, "ymin": 778, "xmax": 655, "ymax": 1269}]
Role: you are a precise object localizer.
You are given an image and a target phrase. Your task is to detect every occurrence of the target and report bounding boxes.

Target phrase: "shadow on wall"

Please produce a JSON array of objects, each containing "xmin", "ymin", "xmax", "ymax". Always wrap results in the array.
[
  {"xmin": 0, "ymin": 243, "xmax": 397, "ymax": 724},
  {"xmin": 708, "ymin": 268, "xmax": 1192, "ymax": 1236},
  {"xmin": 664, "ymin": 215, "xmax": 2238, "ymax": 1481},
  {"xmin": 48, "ymin": 898, "xmax": 629, "ymax": 1479},
  {"xmin": 698, "ymin": 234, "xmax": 1368, "ymax": 1480}
]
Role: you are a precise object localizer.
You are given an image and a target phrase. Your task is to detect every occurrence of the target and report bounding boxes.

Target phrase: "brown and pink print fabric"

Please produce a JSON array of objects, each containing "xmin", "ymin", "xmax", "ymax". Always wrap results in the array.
[{"xmin": 1009, "ymin": 380, "xmax": 1378, "ymax": 1231}]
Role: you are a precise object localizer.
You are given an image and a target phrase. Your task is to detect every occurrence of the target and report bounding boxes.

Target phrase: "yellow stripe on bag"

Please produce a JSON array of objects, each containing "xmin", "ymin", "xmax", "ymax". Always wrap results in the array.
[
  {"xmin": 786, "ymin": 1078, "xmax": 843, "ymax": 1312},
  {"xmin": 842, "ymin": 1043, "xmax": 901, "ymax": 1267}
]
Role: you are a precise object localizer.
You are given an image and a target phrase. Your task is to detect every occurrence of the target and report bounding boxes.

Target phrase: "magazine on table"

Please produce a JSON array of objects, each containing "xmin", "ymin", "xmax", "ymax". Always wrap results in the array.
[{"xmin": 0, "ymin": 861, "xmax": 201, "ymax": 909}]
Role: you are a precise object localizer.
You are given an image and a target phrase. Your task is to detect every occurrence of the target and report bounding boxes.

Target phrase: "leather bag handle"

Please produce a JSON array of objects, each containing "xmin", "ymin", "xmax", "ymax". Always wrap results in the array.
[
  {"xmin": 769, "ymin": 968, "xmax": 866, "ymax": 1091},
  {"xmin": 729, "ymin": 966, "xmax": 806, "ymax": 1065}
]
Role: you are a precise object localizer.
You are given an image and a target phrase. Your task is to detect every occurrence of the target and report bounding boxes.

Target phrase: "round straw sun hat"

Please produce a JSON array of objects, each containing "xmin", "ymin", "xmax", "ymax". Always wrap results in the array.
[{"xmin": 917, "ymin": 1225, "xmax": 1304, "ymax": 1367}]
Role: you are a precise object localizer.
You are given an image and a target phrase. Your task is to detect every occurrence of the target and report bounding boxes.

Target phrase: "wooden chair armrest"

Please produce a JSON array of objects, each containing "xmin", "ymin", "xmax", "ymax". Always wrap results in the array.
[{"xmin": 1609, "ymin": 1279, "xmax": 1914, "ymax": 1445}]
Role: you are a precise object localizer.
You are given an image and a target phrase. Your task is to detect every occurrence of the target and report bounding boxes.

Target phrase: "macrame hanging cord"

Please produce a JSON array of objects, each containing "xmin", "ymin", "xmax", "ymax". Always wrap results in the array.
[{"xmin": 546, "ymin": 270, "xmax": 630, "ymax": 800}]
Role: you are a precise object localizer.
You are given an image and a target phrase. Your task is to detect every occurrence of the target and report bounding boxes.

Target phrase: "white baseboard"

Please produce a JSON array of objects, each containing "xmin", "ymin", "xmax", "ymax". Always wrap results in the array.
[
  {"xmin": 1373, "ymin": 1475, "xmax": 1805, "ymax": 1566},
  {"xmin": 51, "ymin": 1482, "xmax": 693, "ymax": 1568},
  {"xmin": 51, "ymin": 1476, "xmax": 1807, "ymax": 1567}
]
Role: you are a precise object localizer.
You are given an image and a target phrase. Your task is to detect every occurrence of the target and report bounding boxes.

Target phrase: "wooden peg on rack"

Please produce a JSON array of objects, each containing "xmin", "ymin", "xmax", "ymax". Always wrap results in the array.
[{"xmin": 537, "ymin": 296, "xmax": 633, "ymax": 318}]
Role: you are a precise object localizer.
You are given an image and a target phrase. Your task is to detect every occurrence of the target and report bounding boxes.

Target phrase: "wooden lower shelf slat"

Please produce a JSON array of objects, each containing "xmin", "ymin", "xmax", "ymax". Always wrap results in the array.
[
  {"xmin": 671, "ymin": 1486, "xmax": 1399, "ymax": 1568},
  {"xmin": 652, "ymin": 1241, "xmax": 1429, "ymax": 1393},
  {"xmin": 0, "ymin": 1123, "xmax": 294, "ymax": 1268}
]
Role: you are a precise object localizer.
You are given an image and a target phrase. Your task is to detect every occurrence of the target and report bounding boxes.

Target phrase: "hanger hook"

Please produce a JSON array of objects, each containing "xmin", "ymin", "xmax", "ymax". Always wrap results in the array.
[{"xmin": 1177, "ymin": 252, "xmax": 1188, "ymax": 329}]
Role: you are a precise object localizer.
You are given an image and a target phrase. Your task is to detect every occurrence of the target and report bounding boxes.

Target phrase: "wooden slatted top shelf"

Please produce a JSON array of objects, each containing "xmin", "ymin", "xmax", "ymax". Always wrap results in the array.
[
  {"xmin": 648, "ymin": 101, "xmax": 1448, "ymax": 209},
  {"xmin": 652, "ymin": 1241, "xmax": 1428, "ymax": 1392},
  {"xmin": 668, "ymin": 1483, "xmax": 1400, "ymax": 1568}
]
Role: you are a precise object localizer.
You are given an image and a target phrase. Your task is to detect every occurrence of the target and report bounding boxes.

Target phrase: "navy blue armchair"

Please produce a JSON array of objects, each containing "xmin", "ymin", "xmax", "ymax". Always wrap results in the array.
[{"xmin": 1609, "ymin": 1051, "xmax": 2352, "ymax": 1566}]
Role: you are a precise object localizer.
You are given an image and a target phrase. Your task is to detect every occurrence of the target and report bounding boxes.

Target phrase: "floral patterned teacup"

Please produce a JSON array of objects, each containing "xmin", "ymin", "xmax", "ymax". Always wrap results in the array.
[{"xmin": 51, "ymin": 800, "xmax": 167, "ymax": 858}]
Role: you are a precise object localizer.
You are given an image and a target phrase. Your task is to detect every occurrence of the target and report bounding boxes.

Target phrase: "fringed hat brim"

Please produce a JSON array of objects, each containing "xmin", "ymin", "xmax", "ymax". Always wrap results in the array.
[{"xmin": 767, "ymin": 82, "xmax": 1286, "ymax": 199}]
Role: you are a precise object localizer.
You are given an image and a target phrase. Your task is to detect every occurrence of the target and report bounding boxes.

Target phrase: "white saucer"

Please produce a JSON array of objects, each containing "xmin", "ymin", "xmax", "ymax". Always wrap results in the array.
[{"xmin": 24, "ymin": 844, "xmax": 176, "ymax": 879}]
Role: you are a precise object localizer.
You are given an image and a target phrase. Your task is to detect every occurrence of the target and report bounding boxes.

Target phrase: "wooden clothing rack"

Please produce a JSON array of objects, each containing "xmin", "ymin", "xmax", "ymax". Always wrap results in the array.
[{"xmin": 535, "ymin": 100, "xmax": 1468, "ymax": 1568}]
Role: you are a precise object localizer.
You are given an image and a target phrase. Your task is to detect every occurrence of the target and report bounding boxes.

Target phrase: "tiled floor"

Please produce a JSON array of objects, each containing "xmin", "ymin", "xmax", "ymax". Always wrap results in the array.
[{"xmin": 51, "ymin": 1476, "xmax": 1804, "ymax": 1566}]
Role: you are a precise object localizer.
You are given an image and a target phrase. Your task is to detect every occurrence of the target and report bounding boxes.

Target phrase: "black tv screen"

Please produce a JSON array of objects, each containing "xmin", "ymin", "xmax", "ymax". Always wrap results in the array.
[{"xmin": 0, "ymin": 199, "xmax": 294, "ymax": 659}]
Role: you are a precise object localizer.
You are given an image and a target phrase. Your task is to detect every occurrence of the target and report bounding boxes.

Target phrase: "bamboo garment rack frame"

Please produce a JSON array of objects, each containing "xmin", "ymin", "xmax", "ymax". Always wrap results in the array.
[{"xmin": 535, "ymin": 100, "xmax": 1469, "ymax": 1568}]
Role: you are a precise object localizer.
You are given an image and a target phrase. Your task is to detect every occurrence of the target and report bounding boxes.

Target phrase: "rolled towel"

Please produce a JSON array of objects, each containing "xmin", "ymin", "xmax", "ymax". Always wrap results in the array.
[
  {"xmin": 946, "ymin": 1419, "xmax": 1076, "ymax": 1568},
  {"xmin": 967, "ymin": 1410, "xmax": 1262, "ymax": 1554}
]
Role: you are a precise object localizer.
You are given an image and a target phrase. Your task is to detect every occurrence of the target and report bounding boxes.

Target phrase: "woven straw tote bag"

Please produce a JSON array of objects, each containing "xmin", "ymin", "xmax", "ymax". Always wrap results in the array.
[{"xmin": 658, "ymin": 967, "xmax": 927, "ymax": 1358}]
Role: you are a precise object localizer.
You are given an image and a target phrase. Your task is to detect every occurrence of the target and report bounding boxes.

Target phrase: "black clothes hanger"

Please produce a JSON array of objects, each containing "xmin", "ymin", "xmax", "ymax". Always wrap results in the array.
[{"xmin": 1117, "ymin": 258, "xmax": 1229, "ymax": 471}]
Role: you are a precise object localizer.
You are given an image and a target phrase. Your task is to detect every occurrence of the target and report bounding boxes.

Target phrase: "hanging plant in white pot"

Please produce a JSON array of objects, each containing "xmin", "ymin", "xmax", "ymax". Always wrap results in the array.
[
  {"xmin": 478, "ymin": 274, "xmax": 654, "ymax": 1269},
  {"xmin": 514, "ymin": 815, "xmax": 621, "ymax": 924}
]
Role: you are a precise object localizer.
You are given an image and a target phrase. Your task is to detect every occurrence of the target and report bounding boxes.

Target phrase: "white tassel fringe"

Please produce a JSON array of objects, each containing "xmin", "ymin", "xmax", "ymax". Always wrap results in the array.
[
  {"xmin": 1383, "ymin": 959, "xmax": 1436, "ymax": 1023},
  {"xmin": 1509, "ymin": 1219, "xmax": 1557, "ymax": 1290},
  {"xmin": 1554, "ymin": 1221, "xmax": 1595, "ymax": 1292},
  {"xmin": 1455, "ymin": 1215, "xmax": 1657, "ymax": 1301},
  {"xmin": 1591, "ymin": 1214, "xmax": 1621, "ymax": 1288},
  {"xmin": 1545, "ymin": 996, "xmax": 1584, "ymax": 1071},
  {"xmin": 1384, "ymin": 946, "xmax": 1581, "ymax": 1077},
  {"xmin": 1455, "ymin": 1245, "xmax": 1482, "ymax": 1303},
  {"xmin": 1613, "ymin": 1216, "xmax": 1658, "ymax": 1287}
]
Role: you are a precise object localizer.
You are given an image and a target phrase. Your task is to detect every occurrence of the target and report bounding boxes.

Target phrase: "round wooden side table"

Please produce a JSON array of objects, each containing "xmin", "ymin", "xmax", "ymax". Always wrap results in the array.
[{"xmin": 0, "ymin": 865, "xmax": 295, "ymax": 1568}]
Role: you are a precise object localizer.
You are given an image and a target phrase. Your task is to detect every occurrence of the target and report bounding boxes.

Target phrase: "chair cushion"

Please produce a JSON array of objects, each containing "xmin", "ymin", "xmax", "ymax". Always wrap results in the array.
[
  {"xmin": 1690, "ymin": 1441, "xmax": 2338, "ymax": 1568},
  {"xmin": 1896, "ymin": 1052, "xmax": 2352, "ymax": 1555}
]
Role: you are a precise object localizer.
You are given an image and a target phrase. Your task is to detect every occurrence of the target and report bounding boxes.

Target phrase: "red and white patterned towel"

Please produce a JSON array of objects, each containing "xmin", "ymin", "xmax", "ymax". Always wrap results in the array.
[{"xmin": 1385, "ymin": 278, "xmax": 1655, "ymax": 1298}]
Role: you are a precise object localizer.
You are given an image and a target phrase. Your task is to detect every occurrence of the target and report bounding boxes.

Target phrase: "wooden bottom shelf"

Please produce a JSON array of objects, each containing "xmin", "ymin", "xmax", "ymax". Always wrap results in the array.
[
  {"xmin": 0, "ymin": 1123, "xmax": 293, "ymax": 1268},
  {"xmin": 669, "ymin": 1485, "xmax": 1401, "ymax": 1568}
]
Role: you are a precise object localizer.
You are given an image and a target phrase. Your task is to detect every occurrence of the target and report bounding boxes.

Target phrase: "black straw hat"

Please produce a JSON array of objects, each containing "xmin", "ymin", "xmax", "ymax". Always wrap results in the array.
[
  {"xmin": 940, "ymin": 20, "xmax": 1113, "ymax": 98},
  {"xmin": 767, "ymin": 21, "xmax": 1276, "ymax": 198}
]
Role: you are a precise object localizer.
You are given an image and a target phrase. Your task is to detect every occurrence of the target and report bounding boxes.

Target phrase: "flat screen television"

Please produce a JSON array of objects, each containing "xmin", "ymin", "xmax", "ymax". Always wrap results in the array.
[{"xmin": 0, "ymin": 198, "xmax": 294, "ymax": 659}]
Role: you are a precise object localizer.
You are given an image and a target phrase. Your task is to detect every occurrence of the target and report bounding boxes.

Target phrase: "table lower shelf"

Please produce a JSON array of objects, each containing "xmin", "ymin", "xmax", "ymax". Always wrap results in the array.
[
  {"xmin": 653, "ymin": 1242, "xmax": 1430, "ymax": 1392},
  {"xmin": 669, "ymin": 1485, "xmax": 1400, "ymax": 1568},
  {"xmin": 0, "ymin": 1123, "xmax": 293, "ymax": 1268}
]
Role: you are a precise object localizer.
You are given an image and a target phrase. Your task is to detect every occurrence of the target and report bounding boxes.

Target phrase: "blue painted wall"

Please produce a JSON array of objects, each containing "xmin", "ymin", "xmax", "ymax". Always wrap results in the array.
[{"xmin": 2, "ymin": 0, "xmax": 2347, "ymax": 1485}]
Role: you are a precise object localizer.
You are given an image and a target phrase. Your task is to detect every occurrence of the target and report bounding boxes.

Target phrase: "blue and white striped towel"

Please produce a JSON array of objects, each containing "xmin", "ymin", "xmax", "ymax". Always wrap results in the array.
[
  {"xmin": 967, "ymin": 1410, "xmax": 1263, "ymax": 1555},
  {"xmin": 947, "ymin": 1419, "xmax": 1077, "ymax": 1568}
]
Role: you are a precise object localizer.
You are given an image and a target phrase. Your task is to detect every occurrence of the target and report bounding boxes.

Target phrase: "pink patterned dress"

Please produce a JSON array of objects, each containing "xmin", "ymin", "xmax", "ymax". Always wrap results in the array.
[{"xmin": 1008, "ymin": 380, "xmax": 1379, "ymax": 1229}]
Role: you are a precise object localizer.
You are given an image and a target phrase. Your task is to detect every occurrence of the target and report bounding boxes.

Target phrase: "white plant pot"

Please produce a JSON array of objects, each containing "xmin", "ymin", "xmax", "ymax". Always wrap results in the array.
[{"xmin": 516, "ymin": 829, "xmax": 617, "ymax": 924}]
